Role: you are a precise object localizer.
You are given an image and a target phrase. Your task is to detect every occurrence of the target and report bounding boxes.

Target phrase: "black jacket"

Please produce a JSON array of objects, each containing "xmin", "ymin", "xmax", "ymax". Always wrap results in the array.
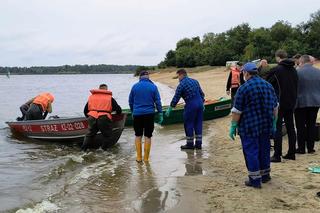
[
  {"xmin": 266, "ymin": 59, "xmax": 298, "ymax": 109},
  {"xmin": 83, "ymin": 98, "xmax": 122, "ymax": 117}
]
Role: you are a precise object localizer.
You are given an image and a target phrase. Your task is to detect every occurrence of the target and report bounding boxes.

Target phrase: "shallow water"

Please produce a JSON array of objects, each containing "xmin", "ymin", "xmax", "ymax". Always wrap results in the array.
[{"xmin": 0, "ymin": 74, "xmax": 209, "ymax": 212}]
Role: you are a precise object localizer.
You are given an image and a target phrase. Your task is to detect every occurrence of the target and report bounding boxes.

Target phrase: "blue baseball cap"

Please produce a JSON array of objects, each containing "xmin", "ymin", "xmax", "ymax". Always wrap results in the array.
[{"xmin": 242, "ymin": 62, "xmax": 258, "ymax": 73}]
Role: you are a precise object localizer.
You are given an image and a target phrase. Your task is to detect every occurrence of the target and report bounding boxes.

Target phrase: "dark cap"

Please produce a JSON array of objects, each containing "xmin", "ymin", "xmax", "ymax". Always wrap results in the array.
[
  {"xmin": 176, "ymin": 69, "xmax": 187, "ymax": 75},
  {"xmin": 99, "ymin": 84, "xmax": 108, "ymax": 89},
  {"xmin": 139, "ymin": 70, "xmax": 149, "ymax": 77}
]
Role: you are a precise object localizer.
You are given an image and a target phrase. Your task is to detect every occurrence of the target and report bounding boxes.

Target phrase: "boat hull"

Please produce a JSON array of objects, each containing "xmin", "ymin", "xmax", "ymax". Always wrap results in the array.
[
  {"xmin": 6, "ymin": 114, "xmax": 127, "ymax": 148},
  {"xmin": 123, "ymin": 99, "xmax": 231, "ymax": 126}
]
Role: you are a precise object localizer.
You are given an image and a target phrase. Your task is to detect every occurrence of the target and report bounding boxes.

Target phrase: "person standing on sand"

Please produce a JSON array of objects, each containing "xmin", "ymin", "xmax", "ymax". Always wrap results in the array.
[
  {"xmin": 295, "ymin": 55, "xmax": 320, "ymax": 154},
  {"xmin": 226, "ymin": 62, "xmax": 244, "ymax": 106},
  {"xmin": 257, "ymin": 59, "xmax": 271, "ymax": 80},
  {"xmin": 166, "ymin": 69, "xmax": 205, "ymax": 149},
  {"xmin": 129, "ymin": 71, "xmax": 163, "ymax": 163},
  {"xmin": 266, "ymin": 50, "xmax": 298, "ymax": 162},
  {"xmin": 229, "ymin": 62, "xmax": 278, "ymax": 188}
]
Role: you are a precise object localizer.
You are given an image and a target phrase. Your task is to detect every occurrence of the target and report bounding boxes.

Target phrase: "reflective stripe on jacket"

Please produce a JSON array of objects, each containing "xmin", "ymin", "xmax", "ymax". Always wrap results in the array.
[
  {"xmin": 87, "ymin": 89, "xmax": 112, "ymax": 119},
  {"xmin": 33, "ymin": 92, "xmax": 54, "ymax": 112},
  {"xmin": 231, "ymin": 67, "xmax": 241, "ymax": 89}
]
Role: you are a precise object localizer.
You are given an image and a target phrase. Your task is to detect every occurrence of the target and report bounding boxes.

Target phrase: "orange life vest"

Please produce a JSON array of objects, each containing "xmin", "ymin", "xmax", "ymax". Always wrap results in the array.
[
  {"xmin": 87, "ymin": 89, "xmax": 113, "ymax": 119},
  {"xmin": 231, "ymin": 67, "xmax": 241, "ymax": 88},
  {"xmin": 33, "ymin": 92, "xmax": 54, "ymax": 112}
]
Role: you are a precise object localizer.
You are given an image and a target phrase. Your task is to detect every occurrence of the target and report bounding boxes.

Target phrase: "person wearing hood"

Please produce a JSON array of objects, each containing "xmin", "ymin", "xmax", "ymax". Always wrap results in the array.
[
  {"xmin": 266, "ymin": 50, "xmax": 298, "ymax": 162},
  {"xmin": 82, "ymin": 84, "xmax": 122, "ymax": 151},
  {"xmin": 129, "ymin": 71, "xmax": 163, "ymax": 163}
]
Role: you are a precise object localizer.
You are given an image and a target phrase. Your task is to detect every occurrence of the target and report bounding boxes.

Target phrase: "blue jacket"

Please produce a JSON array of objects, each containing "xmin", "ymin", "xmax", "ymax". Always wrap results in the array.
[
  {"xmin": 170, "ymin": 76, "xmax": 205, "ymax": 107},
  {"xmin": 129, "ymin": 78, "xmax": 162, "ymax": 116}
]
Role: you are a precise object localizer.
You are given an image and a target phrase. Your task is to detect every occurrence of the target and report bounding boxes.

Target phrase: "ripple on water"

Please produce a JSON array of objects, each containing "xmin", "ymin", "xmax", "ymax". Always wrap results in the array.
[{"xmin": 15, "ymin": 200, "xmax": 60, "ymax": 213}]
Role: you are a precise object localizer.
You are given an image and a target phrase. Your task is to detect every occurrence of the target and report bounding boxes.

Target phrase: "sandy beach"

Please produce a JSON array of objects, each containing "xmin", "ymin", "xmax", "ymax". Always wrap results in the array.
[{"xmin": 151, "ymin": 66, "xmax": 320, "ymax": 213}]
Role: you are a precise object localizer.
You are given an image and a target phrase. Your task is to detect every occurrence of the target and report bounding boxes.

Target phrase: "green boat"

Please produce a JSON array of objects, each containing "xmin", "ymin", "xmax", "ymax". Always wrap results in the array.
[{"xmin": 123, "ymin": 98, "xmax": 232, "ymax": 126}]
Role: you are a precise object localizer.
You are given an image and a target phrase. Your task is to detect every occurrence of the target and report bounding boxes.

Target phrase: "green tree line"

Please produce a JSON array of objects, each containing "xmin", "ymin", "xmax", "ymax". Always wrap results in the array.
[
  {"xmin": 159, "ymin": 10, "xmax": 320, "ymax": 68},
  {"xmin": 0, "ymin": 64, "xmax": 139, "ymax": 75}
]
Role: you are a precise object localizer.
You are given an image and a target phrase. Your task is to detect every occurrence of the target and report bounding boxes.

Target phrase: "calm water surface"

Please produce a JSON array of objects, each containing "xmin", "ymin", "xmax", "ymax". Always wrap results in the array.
[{"xmin": 0, "ymin": 74, "xmax": 208, "ymax": 212}]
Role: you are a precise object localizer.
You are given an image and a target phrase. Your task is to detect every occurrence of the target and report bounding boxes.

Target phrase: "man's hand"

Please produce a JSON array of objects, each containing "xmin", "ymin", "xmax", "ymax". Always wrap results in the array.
[
  {"xmin": 229, "ymin": 121, "xmax": 238, "ymax": 140},
  {"xmin": 156, "ymin": 113, "xmax": 164, "ymax": 124},
  {"xmin": 226, "ymin": 90, "xmax": 230, "ymax": 96},
  {"xmin": 165, "ymin": 107, "xmax": 173, "ymax": 117}
]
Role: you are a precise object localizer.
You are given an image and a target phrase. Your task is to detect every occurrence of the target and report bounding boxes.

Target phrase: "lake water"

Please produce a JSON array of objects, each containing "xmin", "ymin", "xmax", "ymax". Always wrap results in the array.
[{"xmin": 0, "ymin": 74, "xmax": 209, "ymax": 212}]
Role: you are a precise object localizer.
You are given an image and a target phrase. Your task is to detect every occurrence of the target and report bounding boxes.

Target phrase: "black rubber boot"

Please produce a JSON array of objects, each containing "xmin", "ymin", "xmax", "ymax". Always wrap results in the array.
[
  {"xmin": 180, "ymin": 143, "xmax": 194, "ymax": 149},
  {"xmin": 81, "ymin": 136, "xmax": 91, "ymax": 151},
  {"xmin": 282, "ymin": 153, "xmax": 295, "ymax": 160},
  {"xmin": 195, "ymin": 140, "xmax": 202, "ymax": 149},
  {"xmin": 245, "ymin": 180, "xmax": 261, "ymax": 189},
  {"xmin": 270, "ymin": 155, "xmax": 281, "ymax": 163},
  {"xmin": 262, "ymin": 175, "xmax": 271, "ymax": 183}
]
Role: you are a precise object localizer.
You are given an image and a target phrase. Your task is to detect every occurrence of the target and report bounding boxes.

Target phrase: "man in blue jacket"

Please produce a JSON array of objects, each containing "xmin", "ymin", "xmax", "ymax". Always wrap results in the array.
[
  {"xmin": 166, "ymin": 69, "xmax": 205, "ymax": 149},
  {"xmin": 129, "ymin": 71, "xmax": 163, "ymax": 163}
]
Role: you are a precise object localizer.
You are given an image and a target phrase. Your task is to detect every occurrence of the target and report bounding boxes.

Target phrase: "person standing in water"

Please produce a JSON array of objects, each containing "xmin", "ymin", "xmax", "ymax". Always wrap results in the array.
[
  {"xmin": 166, "ymin": 69, "xmax": 205, "ymax": 149},
  {"xmin": 129, "ymin": 71, "xmax": 163, "ymax": 163},
  {"xmin": 82, "ymin": 84, "xmax": 122, "ymax": 151}
]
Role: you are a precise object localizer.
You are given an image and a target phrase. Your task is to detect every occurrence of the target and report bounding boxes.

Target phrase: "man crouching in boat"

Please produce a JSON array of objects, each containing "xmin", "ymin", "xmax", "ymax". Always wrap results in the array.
[
  {"xmin": 166, "ymin": 69, "xmax": 205, "ymax": 149},
  {"xmin": 25, "ymin": 92, "xmax": 54, "ymax": 120},
  {"xmin": 16, "ymin": 99, "xmax": 33, "ymax": 121},
  {"xmin": 82, "ymin": 84, "xmax": 122, "ymax": 151}
]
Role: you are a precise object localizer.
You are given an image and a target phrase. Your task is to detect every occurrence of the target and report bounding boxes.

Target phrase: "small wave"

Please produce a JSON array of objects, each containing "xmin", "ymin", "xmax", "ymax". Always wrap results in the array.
[
  {"xmin": 70, "ymin": 155, "xmax": 126, "ymax": 184},
  {"xmin": 16, "ymin": 200, "xmax": 60, "ymax": 213}
]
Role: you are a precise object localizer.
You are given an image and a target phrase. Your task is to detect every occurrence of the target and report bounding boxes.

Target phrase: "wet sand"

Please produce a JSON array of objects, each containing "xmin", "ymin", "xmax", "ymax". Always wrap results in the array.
[{"xmin": 151, "ymin": 67, "xmax": 320, "ymax": 212}]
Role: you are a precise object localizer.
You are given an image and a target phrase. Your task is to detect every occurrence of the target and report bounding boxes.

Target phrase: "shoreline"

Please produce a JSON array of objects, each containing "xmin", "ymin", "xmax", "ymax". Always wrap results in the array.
[{"xmin": 150, "ymin": 67, "xmax": 320, "ymax": 212}]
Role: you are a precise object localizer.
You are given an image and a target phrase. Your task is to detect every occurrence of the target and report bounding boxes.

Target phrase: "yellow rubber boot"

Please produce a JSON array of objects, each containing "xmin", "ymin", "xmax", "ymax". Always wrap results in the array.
[
  {"xmin": 144, "ymin": 139, "xmax": 151, "ymax": 162},
  {"xmin": 135, "ymin": 137, "xmax": 142, "ymax": 162}
]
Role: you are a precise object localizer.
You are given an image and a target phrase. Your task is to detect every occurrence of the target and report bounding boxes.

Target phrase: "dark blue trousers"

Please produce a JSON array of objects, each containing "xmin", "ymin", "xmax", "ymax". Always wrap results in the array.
[
  {"xmin": 183, "ymin": 97, "xmax": 203, "ymax": 146},
  {"xmin": 240, "ymin": 134, "xmax": 271, "ymax": 187}
]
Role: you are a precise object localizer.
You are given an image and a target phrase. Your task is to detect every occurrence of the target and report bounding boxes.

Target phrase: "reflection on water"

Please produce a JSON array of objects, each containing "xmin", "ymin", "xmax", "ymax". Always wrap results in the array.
[{"xmin": 182, "ymin": 150, "xmax": 204, "ymax": 176}]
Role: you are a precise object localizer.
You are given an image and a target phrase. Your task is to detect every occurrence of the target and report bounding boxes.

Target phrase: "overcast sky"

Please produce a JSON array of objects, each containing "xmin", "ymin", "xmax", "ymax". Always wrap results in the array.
[{"xmin": 0, "ymin": 0, "xmax": 319, "ymax": 67}]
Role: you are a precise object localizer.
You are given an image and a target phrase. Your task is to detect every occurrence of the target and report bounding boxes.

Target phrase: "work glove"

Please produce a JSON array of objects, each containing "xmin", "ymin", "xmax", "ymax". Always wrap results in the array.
[
  {"xmin": 229, "ymin": 121, "xmax": 238, "ymax": 140},
  {"xmin": 156, "ymin": 113, "xmax": 164, "ymax": 124},
  {"xmin": 165, "ymin": 107, "xmax": 173, "ymax": 117},
  {"xmin": 272, "ymin": 116, "xmax": 278, "ymax": 134}
]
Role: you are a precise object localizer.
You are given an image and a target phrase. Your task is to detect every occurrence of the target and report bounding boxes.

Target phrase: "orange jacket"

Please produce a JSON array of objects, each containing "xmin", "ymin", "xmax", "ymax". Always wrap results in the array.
[
  {"xmin": 33, "ymin": 92, "xmax": 54, "ymax": 112},
  {"xmin": 231, "ymin": 67, "xmax": 241, "ymax": 88},
  {"xmin": 87, "ymin": 89, "xmax": 113, "ymax": 119}
]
